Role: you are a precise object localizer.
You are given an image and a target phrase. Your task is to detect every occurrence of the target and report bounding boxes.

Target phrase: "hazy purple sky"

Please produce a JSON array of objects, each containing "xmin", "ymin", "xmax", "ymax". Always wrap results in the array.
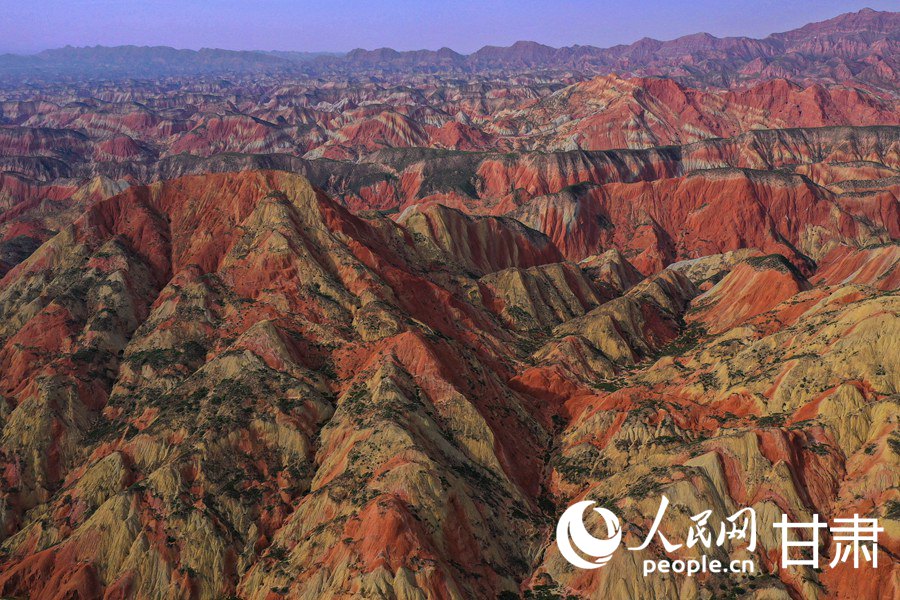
[{"xmin": 3, "ymin": 1, "xmax": 897, "ymax": 54}]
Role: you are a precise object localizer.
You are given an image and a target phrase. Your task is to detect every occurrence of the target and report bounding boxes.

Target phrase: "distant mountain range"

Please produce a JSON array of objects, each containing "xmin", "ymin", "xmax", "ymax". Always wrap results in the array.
[
  {"xmin": 1, "ymin": 8, "xmax": 897, "ymax": 90},
  {"xmin": 0, "ymin": 46, "xmax": 298, "ymax": 79}
]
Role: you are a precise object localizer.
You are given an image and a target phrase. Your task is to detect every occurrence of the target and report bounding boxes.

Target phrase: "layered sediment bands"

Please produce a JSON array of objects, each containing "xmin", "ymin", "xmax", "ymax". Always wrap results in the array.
[
  {"xmin": 398, "ymin": 203, "xmax": 562, "ymax": 275},
  {"xmin": 0, "ymin": 127, "xmax": 92, "ymax": 158},
  {"xmin": 0, "ymin": 170, "xmax": 897, "ymax": 598},
  {"xmin": 667, "ymin": 248, "xmax": 764, "ymax": 287},
  {"xmin": 536, "ymin": 269, "xmax": 699, "ymax": 378},
  {"xmin": 680, "ymin": 126, "xmax": 900, "ymax": 172},
  {"xmin": 1, "ymin": 125, "xmax": 897, "ymax": 279},
  {"xmin": 813, "ymin": 243, "xmax": 900, "ymax": 289},
  {"xmin": 4, "ymin": 124, "xmax": 897, "ymax": 205},
  {"xmin": 686, "ymin": 255, "xmax": 812, "ymax": 334},
  {"xmin": 478, "ymin": 262, "xmax": 609, "ymax": 331},
  {"xmin": 0, "ymin": 175, "xmax": 129, "ymax": 278},
  {"xmin": 510, "ymin": 76, "xmax": 899, "ymax": 151},
  {"xmin": 6, "ymin": 75, "xmax": 897, "ymax": 165},
  {"xmin": 511, "ymin": 167, "xmax": 898, "ymax": 272}
]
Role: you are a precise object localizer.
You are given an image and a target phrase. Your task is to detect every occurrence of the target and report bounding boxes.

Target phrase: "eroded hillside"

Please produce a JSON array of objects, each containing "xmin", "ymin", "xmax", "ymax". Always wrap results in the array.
[{"xmin": 0, "ymin": 171, "xmax": 896, "ymax": 599}]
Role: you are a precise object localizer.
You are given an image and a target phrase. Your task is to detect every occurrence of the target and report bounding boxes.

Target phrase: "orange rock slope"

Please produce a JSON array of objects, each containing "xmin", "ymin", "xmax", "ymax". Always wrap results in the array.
[{"xmin": 0, "ymin": 170, "xmax": 896, "ymax": 599}]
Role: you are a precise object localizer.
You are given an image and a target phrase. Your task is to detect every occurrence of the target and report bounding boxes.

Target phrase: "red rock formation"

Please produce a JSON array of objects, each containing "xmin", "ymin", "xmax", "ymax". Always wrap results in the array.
[
  {"xmin": 0, "ymin": 170, "xmax": 896, "ymax": 599},
  {"xmin": 399, "ymin": 203, "xmax": 563, "ymax": 274},
  {"xmin": 511, "ymin": 168, "xmax": 897, "ymax": 273},
  {"xmin": 687, "ymin": 254, "xmax": 812, "ymax": 334},
  {"xmin": 814, "ymin": 243, "xmax": 900, "ymax": 290},
  {"xmin": 510, "ymin": 75, "xmax": 898, "ymax": 151}
]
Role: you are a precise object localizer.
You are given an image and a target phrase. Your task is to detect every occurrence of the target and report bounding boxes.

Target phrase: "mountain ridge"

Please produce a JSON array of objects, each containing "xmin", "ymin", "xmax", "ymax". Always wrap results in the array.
[
  {"xmin": 0, "ymin": 169, "xmax": 897, "ymax": 598},
  {"xmin": 2, "ymin": 8, "xmax": 897, "ymax": 90}
]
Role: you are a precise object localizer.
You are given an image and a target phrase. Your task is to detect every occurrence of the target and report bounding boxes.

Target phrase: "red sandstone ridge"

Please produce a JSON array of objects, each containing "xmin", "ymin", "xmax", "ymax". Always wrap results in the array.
[
  {"xmin": 167, "ymin": 114, "xmax": 296, "ymax": 158},
  {"xmin": 399, "ymin": 203, "xmax": 563, "ymax": 274},
  {"xmin": 507, "ymin": 75, "xmax": 899, "ymax": 151},
  {"xmin": 579, "ymin": 249, "xmax": 645, "ymax": 295},
  {"xmin": 686, "ymin": 254, "xmax": 812, "ymax": 334},
  {"xmin": 509, "ymin": 168, "xmax": 897, "ymax": 273},
  {"xmin": 813, "ymin": 243, "xmax": 900, "ymax": 290}
]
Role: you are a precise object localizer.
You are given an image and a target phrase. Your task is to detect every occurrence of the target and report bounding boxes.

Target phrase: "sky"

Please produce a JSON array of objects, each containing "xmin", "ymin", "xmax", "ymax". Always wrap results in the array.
[{"xmin": 2, "ymin": 0, "xmax": 898, "ymax": 54}]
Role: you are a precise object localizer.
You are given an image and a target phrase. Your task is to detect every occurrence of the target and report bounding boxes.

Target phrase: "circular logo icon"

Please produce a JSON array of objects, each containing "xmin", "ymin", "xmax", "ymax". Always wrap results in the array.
[{"xmin": 556, "ymin": 501, "xmax": 622, "ymax": 569}]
